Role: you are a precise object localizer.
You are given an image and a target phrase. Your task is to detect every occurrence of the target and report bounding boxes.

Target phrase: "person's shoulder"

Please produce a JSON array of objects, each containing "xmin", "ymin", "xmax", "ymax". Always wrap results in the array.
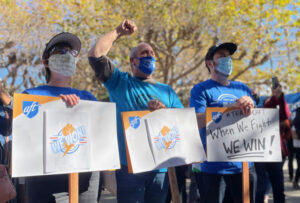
[
  {"xmin": 78, "ymin": 89, "xmax": 93, "ymax": 95},
  {"xmin": 108, "ymin": 68, "xmax": 131, "ymax": 82},
  {"xmin": 230, "ymin": 80, "xmax": 247, "ymax": 86},
  {"xmin": 24, "ymin": 85, "xmax": 46, "ymax": 91},
  {"xmin": 230, "ymin": 80, "xmax": 250, "ymax": 89},
  {"xmin": 154, "ymin": 81, "xmax": 170, "ymax": 87},
  {"xmin": 153, "ymin": 81, "xmax": 175, "ymax": 92},
  {"xmin": 150, "ymin": 81, "xmax": 179, "ymax": 96},
  {"xmin": 88, "ymin": 55, "xmax": 110, "ymax": 63},
  {"xmin": 88, "ymin": 55, "xmax": 119, "ymax": 73},
  {"xmin": 192, "ymin": 79, "xmax": 212, "ymax": 90},
  {"xmin": 23, "ymin": 85, "xmax": 47, "ymax": 94},
  {"xmin": 82, "ymin": 90, "xmax": 97, "ymax": 99},
  {"xmin": 70, "ymin": 89, "xmax": 97, "ymax": 100}
]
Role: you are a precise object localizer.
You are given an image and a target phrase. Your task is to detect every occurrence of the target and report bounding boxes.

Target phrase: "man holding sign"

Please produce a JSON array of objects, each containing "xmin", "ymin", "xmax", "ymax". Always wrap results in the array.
[
  {"xmin": 190, "ymin": 43, "xmax": 256, "ymax": 203},
  {"xmin": 88, "ymin": 19, "xmax": 183, "ymax": 202},
  {"xmin": 24, "ymin": 33, "xmax": 100, "ymax": 203}
]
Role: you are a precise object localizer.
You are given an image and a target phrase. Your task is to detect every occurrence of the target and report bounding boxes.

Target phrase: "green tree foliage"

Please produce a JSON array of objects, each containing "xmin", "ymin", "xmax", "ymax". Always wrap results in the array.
[{"xmin": 0, "ymin": 0, "xmax": 299, "ymax": 105}]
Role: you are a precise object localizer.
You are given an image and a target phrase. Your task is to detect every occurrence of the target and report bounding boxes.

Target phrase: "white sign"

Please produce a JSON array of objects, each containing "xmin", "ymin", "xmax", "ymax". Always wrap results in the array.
[
  {"xmin": 12, "ymin": 93, "xmax": 120, "ymax": 177},
  {"xmin": 44, "ymin": 110, "xmax": 90, "ymax": 173},
  {"xmin": 122, "ymin": 108, "xmax": 206, "ymax": 173},
  {"xmin": 206, "ymin": 108, "xmax": 281, "ymax": 162}
]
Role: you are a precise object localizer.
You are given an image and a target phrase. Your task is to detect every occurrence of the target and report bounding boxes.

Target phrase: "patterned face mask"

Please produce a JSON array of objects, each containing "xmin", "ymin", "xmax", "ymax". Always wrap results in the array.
[
  {"xmin": 135, "ymin": 56, "xmax": 156, "ymax": 75},
  {"xmin": 216, "ymin": 56, "xmax": 233, "ymax": 76},
  {"xmin": 48, "ymin": 52, "xmax": 76, "ymax": 77}
]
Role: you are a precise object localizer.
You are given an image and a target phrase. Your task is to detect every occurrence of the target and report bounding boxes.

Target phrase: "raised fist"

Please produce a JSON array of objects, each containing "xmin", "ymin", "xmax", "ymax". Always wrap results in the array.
[{"xmin": 116, "ymin": 19, "xmax": 137, "ymax": 36}]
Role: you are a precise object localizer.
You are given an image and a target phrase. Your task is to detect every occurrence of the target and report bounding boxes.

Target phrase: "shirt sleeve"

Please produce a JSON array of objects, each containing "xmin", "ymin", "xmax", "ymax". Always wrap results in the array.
[
  {"xmin": 190, "ymin": 85, "xmax": 207, "ymax": 113},
  {"xmin": 22, "ymin": 90, "xmax": 29, "ymax": 94},
  {"xmin": 264, "ymin": 94, "xmax": 290, "ymax": 121},
  {"xmin": 88, "ymin": 56, "xmax": 115, "ymax": 83},
  {"xmin": 169, "ymin": 88, "xmax": 183, "ymax": 108},
  {"xmin": 89, "ymin": 56, "xmax": 127, "ymax": 92},
  {"xmin": 263, "ymin": 95, "xmax": 279, "ymax": 108},
  {"xmin": 104, "ymin": 68, "xmax": 128, "ymax": 92},
  {"xmin": 83, "ymin": 91, "xmax": 98, "ymax": 101}
]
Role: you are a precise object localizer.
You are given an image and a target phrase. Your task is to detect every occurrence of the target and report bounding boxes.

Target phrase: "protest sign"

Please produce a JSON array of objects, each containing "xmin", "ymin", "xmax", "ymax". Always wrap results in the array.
[
  {"xmin": 12, "ymin": 93, "xmax": 120, "ymax": 177},
  {"xmin": 206, "ymin": 107, "xmax": 281, "ymax": 162},
  {"xmin": 44, "ymin": 110, "xmax": 90, "ymax": 173},
  {"xmin": 121, "ymin": 108, "xmax": 206, "ymax": 173}
]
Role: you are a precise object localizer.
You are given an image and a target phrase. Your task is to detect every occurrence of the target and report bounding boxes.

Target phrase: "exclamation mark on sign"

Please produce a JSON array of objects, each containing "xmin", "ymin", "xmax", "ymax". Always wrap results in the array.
[{"xmin": 269, "ymin": 135, "xmax": 275, "ymax": 155}]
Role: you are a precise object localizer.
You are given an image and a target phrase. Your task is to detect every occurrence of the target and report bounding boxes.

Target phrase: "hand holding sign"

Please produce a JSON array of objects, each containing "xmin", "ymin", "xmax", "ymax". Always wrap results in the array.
[
  {"xmin": 147, "ymin": 99, "xmax": 166, "ymax": 111},
  {"xmin": 12, "ymin": 93, "xmax": 120, "ymax": 177},
  {"xmin": 60, "ymin": 94, "xmax": 80, "ymax": 107},
  {"xmin": 235, "ymin": 96, "xmax": 254, "ymax": 116},
  {"xmin": 122, "ymin": 108, "xmax": 206, "ymax": 173}
]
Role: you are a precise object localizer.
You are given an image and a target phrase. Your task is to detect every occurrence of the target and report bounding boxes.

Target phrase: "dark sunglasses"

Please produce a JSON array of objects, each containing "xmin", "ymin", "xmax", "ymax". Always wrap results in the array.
[{"xmin": 49, "ymin": 46, "xmax": 79, "ymax": 57}]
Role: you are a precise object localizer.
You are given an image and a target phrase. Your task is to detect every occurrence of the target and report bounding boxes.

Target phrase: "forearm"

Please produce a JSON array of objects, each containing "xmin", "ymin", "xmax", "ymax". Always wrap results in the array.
[
  {"xmin": 0, "ymin": 91, "xmax": 11, "ymax": 106},
  {"xmin": 196, "ymin": 113, "xmax": 206, "ymax": 129},
  {"xmin": 88, "ymin": 29, "xmax": 120, "ymax": 57}
]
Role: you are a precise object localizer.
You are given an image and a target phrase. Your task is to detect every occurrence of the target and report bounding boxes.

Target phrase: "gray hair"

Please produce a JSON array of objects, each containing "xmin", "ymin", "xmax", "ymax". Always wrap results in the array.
[{"xmin": 130, "ymin": 46, "xmax": 138, "ymax": 59}]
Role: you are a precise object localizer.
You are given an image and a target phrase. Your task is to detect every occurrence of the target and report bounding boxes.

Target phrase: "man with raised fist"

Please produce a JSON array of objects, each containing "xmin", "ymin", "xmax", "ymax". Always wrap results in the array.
[{"xmin": 88, "ymin": 19, "xmax": 183, "ymax": 203}]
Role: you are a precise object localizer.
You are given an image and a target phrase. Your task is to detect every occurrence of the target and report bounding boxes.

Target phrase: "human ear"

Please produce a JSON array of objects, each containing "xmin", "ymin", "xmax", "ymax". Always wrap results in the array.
[
  {"xmin": 206, "ymin": 60, "xmax": 214, "ymax": 71},
  {"xmin": 42, "ymin": 59, "xmax": 49, "ymax": 68}
]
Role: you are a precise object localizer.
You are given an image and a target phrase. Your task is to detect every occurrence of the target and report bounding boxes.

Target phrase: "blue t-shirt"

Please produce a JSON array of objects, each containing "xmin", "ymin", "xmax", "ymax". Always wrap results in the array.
[
  {"xmin": 23, "ymin": 85, "xmax": 97, "ymax": 101},
  {"xmin": 190, "ymin": 79, "xmax": 252, "ymax": 174},
  {"xmin": 105, "ymin": 68, "xmax": 183, "ymax": 166}
]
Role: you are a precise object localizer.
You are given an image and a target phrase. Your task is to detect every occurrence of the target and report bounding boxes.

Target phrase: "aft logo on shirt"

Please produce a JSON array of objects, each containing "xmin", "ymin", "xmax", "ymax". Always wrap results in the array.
[
  {"xmin": 211, "ymin": 94, "xmax": 238, "ymax": 107},
  {"xmin": 22, "ymin": 101, "xmax": 40, "ymax": 119}
]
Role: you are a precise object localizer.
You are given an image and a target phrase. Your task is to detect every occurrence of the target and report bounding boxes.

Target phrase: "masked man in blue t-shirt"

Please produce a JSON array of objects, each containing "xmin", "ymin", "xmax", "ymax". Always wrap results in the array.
[
  {"xmin": 190, "ymin": 43, "xmax": 257, "ymax": 203},
  {"xmin": 88, "ymin": 19, "xmax": 183, "ymax": 203}
]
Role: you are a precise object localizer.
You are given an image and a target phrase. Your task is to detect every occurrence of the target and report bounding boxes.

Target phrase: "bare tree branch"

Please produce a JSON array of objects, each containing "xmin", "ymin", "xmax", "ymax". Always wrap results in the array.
[
  {"xmin": 171, "ymin": 58, "xmax": 205, "ymax": 85},
  {"xmin": 232, "ymin": 53, "xmax": 269, "ymax": 80}
]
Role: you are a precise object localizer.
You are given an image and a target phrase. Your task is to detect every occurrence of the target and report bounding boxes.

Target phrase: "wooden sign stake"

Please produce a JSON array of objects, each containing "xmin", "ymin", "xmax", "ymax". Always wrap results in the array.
[
  {"xmin": 69, "ymin": 173, "xmax": 79, "ymax": 203},
  {"xmin": 168, "ymin": 167, "xmax": 180, "ymax": 203},
  {"xmin": 242, "ymin": 162, "xmax": 250, "ymax": 203}
]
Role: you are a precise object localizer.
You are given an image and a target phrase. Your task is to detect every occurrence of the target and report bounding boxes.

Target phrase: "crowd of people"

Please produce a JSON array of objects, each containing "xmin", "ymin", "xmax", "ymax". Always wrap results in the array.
[{"xmin": 0, "ymin": 19, "xmax": 299, "ymax": 203}]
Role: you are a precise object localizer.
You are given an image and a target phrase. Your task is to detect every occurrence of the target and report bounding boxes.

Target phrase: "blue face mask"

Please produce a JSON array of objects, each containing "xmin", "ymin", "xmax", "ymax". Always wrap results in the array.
[
  {"xmin": 135, "ymin": 56, "xmax": 156, "ymax": 75},
  {"xmin": 216, "ymin": 56, "xmax": 233, "ymax": 76}
]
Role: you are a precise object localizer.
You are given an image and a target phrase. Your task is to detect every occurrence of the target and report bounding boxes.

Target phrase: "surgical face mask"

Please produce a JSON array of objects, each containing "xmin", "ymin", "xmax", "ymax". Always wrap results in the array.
[
  {"xmin": 48, "ymin": 52, "xmax": 76, "ymax": 77},
  {"xmin": 135, "ymin": 56, "xmax": 156, "ymax": 75},
  {"xmin": 216, "ymin": 56, "xmax": 233, "ymax": 76}
]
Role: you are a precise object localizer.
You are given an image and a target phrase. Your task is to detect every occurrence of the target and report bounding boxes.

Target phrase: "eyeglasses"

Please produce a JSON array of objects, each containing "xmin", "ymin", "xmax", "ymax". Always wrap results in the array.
[{"xmin": 49, "ymin": 46, "xmax": 79, "ymax": 57}]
